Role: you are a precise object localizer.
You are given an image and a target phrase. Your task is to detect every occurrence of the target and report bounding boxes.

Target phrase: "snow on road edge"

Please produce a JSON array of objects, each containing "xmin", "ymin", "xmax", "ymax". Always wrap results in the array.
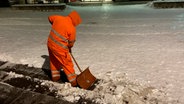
[{"xmin": 1, "ymin": 68, "xmax": 176, "ymax": 104}]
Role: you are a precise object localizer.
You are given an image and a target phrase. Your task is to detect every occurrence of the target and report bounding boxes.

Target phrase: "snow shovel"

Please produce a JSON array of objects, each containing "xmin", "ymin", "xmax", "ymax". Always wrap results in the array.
[{"xmin": 70, "ymin": 53, "xmax": 96, "ymax": 90}]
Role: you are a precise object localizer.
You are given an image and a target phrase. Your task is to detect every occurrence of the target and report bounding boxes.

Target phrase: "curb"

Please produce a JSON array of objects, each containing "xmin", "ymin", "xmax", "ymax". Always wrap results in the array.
[
  {"xmin": 11, "ymin": 4, "xmax": 66, "ymax": 11},
  {"xmin": 10, "ymin": 1, "xmax": 151, "ymax": 10},
  {"xmin": 68, "ymin": 2, "xmax": 103, "ymax": 6},
  {"xmin": 67, "ymin": 1, "xmax": 150, "ymax": 6},
  {"xmin": 152, "ymin": 1, "xmax": 184, "ymax": 8}
]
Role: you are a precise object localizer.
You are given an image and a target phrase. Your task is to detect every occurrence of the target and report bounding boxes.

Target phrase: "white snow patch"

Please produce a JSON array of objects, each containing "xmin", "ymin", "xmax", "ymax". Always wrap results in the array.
[
  {"xmin": 6, "ymin": 71, "xmax": 24, "ymax": 79},
  {"xmin": 40, "ymin": 72, "xmax": 172, "ymax": 104},
  {"xmin": 0, "ymin": 53, "xmax": 13, "ymax": 62}
]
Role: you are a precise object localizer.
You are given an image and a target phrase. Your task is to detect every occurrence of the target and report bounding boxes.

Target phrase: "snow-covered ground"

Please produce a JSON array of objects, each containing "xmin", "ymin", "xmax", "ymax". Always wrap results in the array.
[{"xmin": 1, "ymin": 4, "xmax": 184, "ymax": 103}]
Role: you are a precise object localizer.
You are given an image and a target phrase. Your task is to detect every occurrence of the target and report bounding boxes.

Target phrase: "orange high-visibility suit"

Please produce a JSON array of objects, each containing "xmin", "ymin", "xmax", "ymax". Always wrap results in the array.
[{"xmin": 47, "ymin": 11, "xmax": 82, "ymax": 87}]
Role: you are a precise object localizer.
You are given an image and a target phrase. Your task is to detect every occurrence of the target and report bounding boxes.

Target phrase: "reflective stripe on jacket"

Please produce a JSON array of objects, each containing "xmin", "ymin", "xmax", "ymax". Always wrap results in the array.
[
  {"xmin": 49, "ymin": 28, "xmax": 69, "ymax": 50},
  {"xmin": 47, "ymin": 15, "xmax": 76, "ymax": 52}
]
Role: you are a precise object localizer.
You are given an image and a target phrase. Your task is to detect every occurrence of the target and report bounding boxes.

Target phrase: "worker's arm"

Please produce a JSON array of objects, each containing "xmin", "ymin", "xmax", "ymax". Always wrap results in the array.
[
  {"xmin": 48, "ymin": 15, "xmax": 59, "ymax": 25},
  {"xmin": 68, "ymin": 34, "xmax": 75, "ymax": 53},
  {"xmin": 68, "ymin": 40, "xmax": 75, "ymax": 48},
  {"xmin": 68, "ymin": 28, "xmax": 76, "ymax": 48}
]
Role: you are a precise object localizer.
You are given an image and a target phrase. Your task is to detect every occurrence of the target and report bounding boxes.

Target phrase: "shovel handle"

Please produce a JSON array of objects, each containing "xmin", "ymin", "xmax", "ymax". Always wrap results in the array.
[{"xmin": 70, "ymin": 53, "xmax": 83, "ymax": 73}]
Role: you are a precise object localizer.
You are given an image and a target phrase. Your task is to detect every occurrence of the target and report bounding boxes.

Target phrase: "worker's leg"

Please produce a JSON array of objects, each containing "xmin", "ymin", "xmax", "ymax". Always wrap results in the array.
[
  {"xmin": 61, "ymin": 53, "xmax": 77, "ymax": 87},
  {"xmin": 48, "ymin": 49, "xmax": 62, "ymax": 81},
  {"xmin": 48, "ymin": 48, "xmax": 77, "ymax": 86}
]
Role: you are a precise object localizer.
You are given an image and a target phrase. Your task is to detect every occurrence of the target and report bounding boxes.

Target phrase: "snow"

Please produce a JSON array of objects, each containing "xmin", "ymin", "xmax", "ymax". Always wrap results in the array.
[
  {"xmin": 3, "ymin": 70, "xmax": 170, "ymax": 103},
  {"xmin": 1, "ymin": 4, "xmax": 184, "ymax": 103}
]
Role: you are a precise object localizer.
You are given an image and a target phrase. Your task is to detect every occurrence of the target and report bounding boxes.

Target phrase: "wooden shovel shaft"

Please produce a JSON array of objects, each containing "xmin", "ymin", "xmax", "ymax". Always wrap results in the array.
[{"xmin": 70, "ymin": 53, "xmax": 83, "ymax": 72}]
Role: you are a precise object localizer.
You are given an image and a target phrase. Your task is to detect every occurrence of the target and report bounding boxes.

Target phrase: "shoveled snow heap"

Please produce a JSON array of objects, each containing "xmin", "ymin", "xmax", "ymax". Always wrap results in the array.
[{"xmin": 5, "ymin": 71, "xmax": 174, "ymax": 104}]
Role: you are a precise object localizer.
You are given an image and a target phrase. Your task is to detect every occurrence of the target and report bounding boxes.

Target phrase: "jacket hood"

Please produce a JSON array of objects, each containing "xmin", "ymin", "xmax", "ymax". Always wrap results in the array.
[{"xmin": 68, "ymin": 10, "xmax": 82, "ymax": 27}]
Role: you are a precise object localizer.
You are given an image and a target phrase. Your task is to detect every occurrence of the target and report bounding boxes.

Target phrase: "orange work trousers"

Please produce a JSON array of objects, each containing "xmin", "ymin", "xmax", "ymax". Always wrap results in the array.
[{"xmin": 48, "ymin": 48, "xmax": 77, "ymax": 85}]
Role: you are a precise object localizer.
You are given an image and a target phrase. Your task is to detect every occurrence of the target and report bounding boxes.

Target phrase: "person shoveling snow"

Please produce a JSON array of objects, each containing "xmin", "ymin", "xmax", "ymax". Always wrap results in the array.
[
  {"xmin": 47, "ymin": 10, "xmax": 82, "ymax": 87},
  {"xmin": 47, "ymin": 10, "xmax": 96, "ymax": 89}
]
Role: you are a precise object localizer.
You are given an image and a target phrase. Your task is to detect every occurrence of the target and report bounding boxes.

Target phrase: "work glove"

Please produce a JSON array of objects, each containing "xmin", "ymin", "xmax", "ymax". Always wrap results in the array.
[{"xmin": 69, "ymin": 48, "xmax": 72, "ymax": 53}]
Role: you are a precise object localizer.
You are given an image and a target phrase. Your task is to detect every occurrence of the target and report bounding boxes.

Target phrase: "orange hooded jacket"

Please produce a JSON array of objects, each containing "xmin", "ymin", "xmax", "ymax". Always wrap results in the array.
[{"xmin": 47, "ymin": 11, "xmax": 82, "ymax": 86}]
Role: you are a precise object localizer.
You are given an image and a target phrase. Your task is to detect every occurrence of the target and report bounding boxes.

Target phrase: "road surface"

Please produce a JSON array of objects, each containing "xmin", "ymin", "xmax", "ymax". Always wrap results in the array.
[{"xmin": 0, "ymin": 4, "xmax": 184, "ymax": 103}]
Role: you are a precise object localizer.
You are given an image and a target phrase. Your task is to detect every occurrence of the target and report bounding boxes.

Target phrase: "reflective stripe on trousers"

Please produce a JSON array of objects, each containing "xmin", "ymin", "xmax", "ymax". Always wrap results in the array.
[
  {"xmin": 52, "ymin": 70, "xmax": 60, "ymax": 77},
  {"xmin": 51, "ymin": 70, "xmax": 76, "ymax": 82},
  {"xmin": 51, "ymin": 70, "xmax": 61, "ymax": 81},
  {"xmin": 67, "ymin": 73, "xmax": 77, "ymax": 82}
]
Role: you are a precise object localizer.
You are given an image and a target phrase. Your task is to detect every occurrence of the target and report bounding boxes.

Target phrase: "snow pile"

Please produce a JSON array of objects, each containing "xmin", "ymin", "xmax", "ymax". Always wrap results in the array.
[
  {"xmin": 42, "ymin": 72, "xmax": 171, "ymax": 104},
  {"xmin": 1, "ymin": 69, "xmax": 176, "ymax": 104}
]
